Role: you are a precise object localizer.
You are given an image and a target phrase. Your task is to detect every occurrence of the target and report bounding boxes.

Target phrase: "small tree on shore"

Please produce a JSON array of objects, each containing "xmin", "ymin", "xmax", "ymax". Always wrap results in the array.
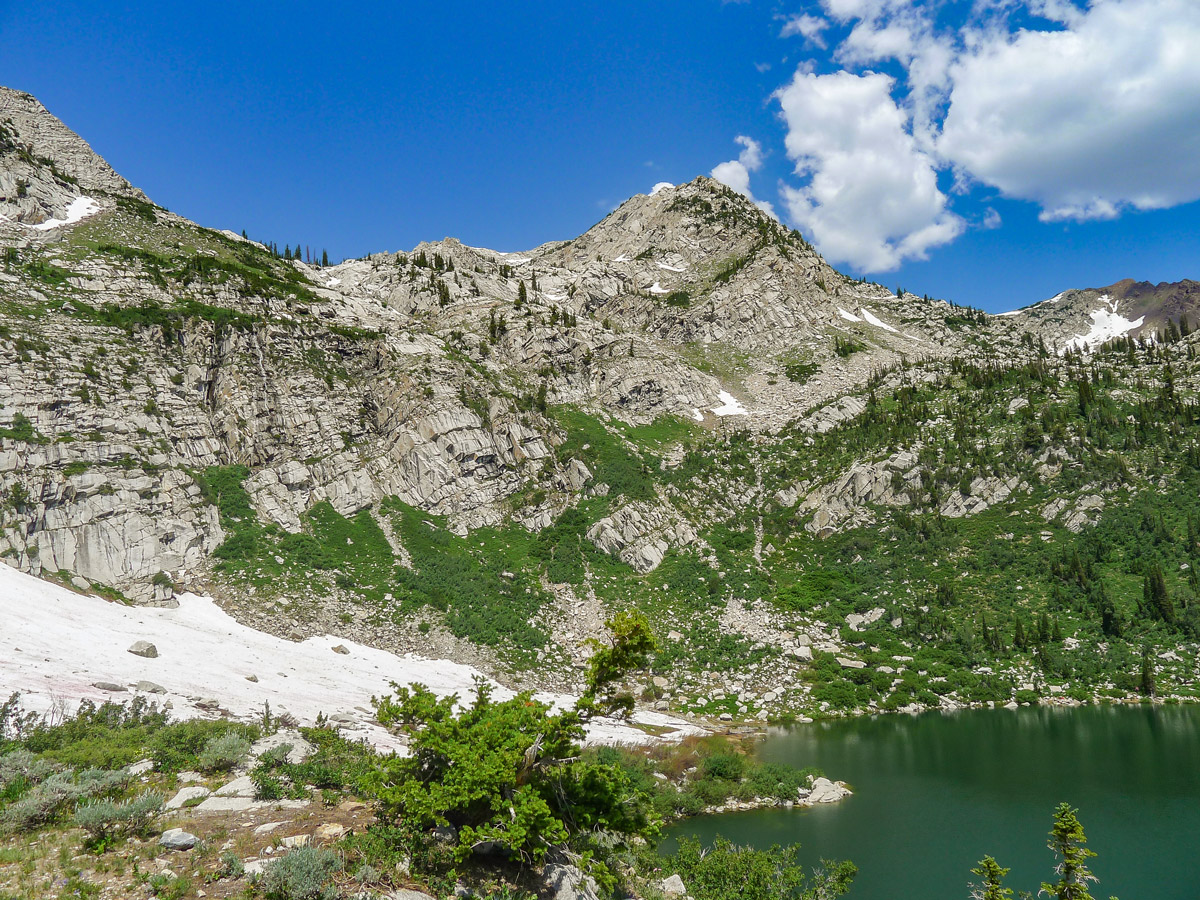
[{"xmin": 367, "ymin": 612, "xmax": 659, "ymax": 885}]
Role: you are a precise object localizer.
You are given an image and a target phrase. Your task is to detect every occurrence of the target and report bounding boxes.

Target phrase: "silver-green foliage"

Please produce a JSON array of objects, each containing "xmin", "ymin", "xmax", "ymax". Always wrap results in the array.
[
  {"xmin": 261, "ymin": 846, "xmax": 341, "ymax": 900},
  {"xmin": 0, "ymin": 768, "xmax": 129, "ymax": 832},
  {"xmin": 73, "ymin": 791, "xmax": 163, "ymax": 839},
  {"xmin": 0, "ymin": 748, "xmax": 58, "ymax": 788},
  {"xmin": 197, "ymin": 731, "xmax": 251, "ymax": 773}
]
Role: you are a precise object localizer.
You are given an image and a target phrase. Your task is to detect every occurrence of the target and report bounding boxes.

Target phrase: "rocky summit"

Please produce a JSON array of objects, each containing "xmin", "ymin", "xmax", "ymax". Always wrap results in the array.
[{"xmin": 3, "ymin": 84, "xmax": 1200, "ymax": 721}]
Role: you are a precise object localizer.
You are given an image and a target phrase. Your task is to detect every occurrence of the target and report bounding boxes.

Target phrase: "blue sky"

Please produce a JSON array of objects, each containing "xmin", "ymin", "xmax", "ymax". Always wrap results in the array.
[{"xmin": 2, "ymin": 0, "xmax": 1197, "ymax": 312}]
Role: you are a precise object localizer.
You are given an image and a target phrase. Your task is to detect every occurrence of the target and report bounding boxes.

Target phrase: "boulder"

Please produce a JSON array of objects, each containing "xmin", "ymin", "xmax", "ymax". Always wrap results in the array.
[
  {"xmin": 159, "ymin": 828, "xmax": 198, "ymax": 850},
  {"xmin": 128, "ymin": 640, "xmax": 158, "ymax": 658},
  {"xmin": 313, "ymin": 823, "xmax": 347, "ymax": 843},
  {"xmin": 136, "ymin": 680, "xmax": 167, "ymax": 694},
  {"xmin": 542, "ymin": 862, "xmax": 600, "ymax": 900},
  {"xmin": 804, "ymin": 777, "xmax": 852, "ymax": 805},
  {"xmin": 661, "ymin": 873, "xmax": 688, "ymax": 896},
  {"xmin": 164, "ymin": 786, "xmax": 211, "ymax": 809}
]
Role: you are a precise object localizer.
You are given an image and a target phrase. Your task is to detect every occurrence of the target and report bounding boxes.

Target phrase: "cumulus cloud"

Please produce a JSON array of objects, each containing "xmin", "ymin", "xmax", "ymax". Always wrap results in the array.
[
  {"xmin": 761, "ymin": 0, "xmax": 1200, "ymax": 268},
  {"xmin": 711, "ymin": 136, "xmax": 777, "ymax": 218},
  {"xmin": 938, "ymin": 0, "xmax": 1200, "ymax": 222},
  {"xmin": 774, "ymin": 69, "xmax": 963, "ymax": 271}
]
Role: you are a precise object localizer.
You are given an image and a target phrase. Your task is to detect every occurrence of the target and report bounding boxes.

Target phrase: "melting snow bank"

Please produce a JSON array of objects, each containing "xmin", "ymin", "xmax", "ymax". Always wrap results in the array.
[
  {"xmin": 648, "ymin": 281, "xmax": 669, "ymax": 295},
  {"xmin": 1062, "ymin": 297, "xmax": 1144, "ymax": 353},
  {"xmin": 837, "ymin": 307, "xmax": 861, "ymax": 323},
  {"xmin": 0, "ymin": 564, "xmax": 703, "ymax": 752},
  {"xmin": 711, "ymin": 390, "xmax": 748, "ymax": 416},
  {"xmin": 860, "ymin": 308, "xmax": 898, "ymax": 333},
  {"xmin": 29, "ymin": 196, "xmax": 101, "ymax": 231}
]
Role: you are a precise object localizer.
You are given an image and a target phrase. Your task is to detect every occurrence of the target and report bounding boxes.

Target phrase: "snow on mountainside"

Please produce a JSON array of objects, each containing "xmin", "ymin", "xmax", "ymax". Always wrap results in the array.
[{"xmin": 0, "ymin": 563, "xmax": 700, "ymax": 750}]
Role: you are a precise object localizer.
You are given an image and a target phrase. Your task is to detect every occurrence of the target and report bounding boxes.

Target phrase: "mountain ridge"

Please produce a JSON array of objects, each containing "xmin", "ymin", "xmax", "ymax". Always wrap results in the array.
[{"xmin": 3, "ymin": 85, "xmax": 1199, "ymax": 722}]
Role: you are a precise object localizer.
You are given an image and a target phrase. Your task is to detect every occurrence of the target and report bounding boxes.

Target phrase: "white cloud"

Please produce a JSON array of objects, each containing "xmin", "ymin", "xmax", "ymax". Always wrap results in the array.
[
  {"xmin": 756, "ymin": 0, "xmax": 1200, "ymax": 267},
  {"xmin": 774, "ymin": 69, "xmax": 963, "ymax": 271},
  {"xmin": 780, "ymin": 13, "xmax": 830, "ymax": 47},
  {"xmin": 938, "ymin": 0, "xmax": 1200, "ymax": 222},
  {"xmin": 711, "ymin": 136, "xmax": 777, "ymax": 218}
]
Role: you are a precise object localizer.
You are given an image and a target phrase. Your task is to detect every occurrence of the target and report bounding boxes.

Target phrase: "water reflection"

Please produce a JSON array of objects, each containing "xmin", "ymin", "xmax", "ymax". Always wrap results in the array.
[{"xmin": 668, "ymin": 705, "xmax": 1200, "ymax": 900}]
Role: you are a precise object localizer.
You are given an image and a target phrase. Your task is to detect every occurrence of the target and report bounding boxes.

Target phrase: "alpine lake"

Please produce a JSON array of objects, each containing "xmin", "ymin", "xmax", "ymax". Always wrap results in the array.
[{"xmin": 666, "ymin": 704, "xmax": 1200, "ymax": 899}]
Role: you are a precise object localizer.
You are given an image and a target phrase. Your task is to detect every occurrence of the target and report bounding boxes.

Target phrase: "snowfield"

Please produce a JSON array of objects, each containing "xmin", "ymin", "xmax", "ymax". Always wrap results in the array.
[
  {"xmin": 711, "ymin": 390, "xmax": 748, "ymax": 416},
  {"xmin": 0, "ymin": 564, "xmax": 702, "ymax": 751},
  {"xmin": 860, "ymin": 308, "xmax": 899, "ymax": 333},
  {"xmin": 837, "ymin": 307, "xmax": 862, "ymax": 323},
  {"xmin": 29, "ymin": 196, "xmax": 101, "ymax": 231},
  {"xmin": 1062, "ymin": 295, "xmax": 1144, "ymax": 353}
]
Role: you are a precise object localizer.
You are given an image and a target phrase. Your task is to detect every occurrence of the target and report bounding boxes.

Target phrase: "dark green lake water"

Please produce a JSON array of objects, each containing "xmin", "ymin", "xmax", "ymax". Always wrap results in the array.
[{"xmin": 667, "ymin": 705, "xmax": 1200, "ymax": 899}]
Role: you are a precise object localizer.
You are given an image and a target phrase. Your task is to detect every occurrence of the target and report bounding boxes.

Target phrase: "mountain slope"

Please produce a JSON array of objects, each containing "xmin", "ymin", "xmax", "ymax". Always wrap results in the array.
[{"xmin": 2, "ymin": 86, "xmax": 1199, "ymax": 720}]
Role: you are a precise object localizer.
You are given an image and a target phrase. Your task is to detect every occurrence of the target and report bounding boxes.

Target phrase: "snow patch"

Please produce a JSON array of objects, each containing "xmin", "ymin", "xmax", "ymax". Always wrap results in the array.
[
  {"xmin": 996, "ymin": 309, "xmax": 1023, "ymax": 317},
  {"xmin": 690, "ymin": 408, "xmax": 705, "ymax": 422},
  {"xmin": 613, "ymin": 254, "xmax": 630, "ymax": 263},
  {"xmin": 711, "ymin": 390, "xmax": 748, "ymax": 416},
  {"xmin": 503, "ymin": 256, "xmax": 531, "ymax": 265},
  {"xmin": 837, "ymin": 307, "xmax": 862, "ymax": 323},
  {"xmin": 648, "ymin": 282, "xmax": 669, "ymax": 295},
  {"xmin": 656, "ymin": 262, "xmax": 686, "ymax": 272},
  {"xmin": 650, "ymin": 182, "xmax": 674, "ymax": 196},
  {"xmin": 325, "ymin": 277, "xmax": 342, "ymax": 287},
  {"xmin": 0, "ymin": 564, "xmax": 701, "ymax": 750},
  {"xmin": 1062, "ymin": 302, "xmax": 1144, "ymax": 353},
  {"xmin": 860, "ymin": 308, "xmax": 898, "ymax": 333},
  {"xmin": 30, "ymin": 196, "xmax": 101, "ymax": 231}
]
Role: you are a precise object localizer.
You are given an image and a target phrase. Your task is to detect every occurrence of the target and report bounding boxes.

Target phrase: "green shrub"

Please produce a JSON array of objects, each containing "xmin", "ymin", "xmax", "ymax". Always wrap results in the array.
[
  {"xmin": 659, "ymin": 836, "xmax": 855, "ymax": 900},
  {"xmin": 197, "ymin": 732, "xmax": 251, "ymax": 773},
  {"xmin": 700, "ymin": 753, "xmax": 746, "ymax": 782},
  {"xmin": 0, "ymin": 768, "xmax": 129, "ymax": 833},
  {"xmin": 73, "ymin": 791, "xmax": 163, "ymax": 845},
  {"xmin": 149, "ymin": 720, "xmax": 258, "ymax": 773},
  {"xmin": 261, "ymin": 846, "xmax": 341, "ymax": 900},
  {"xmin": 218, "ymin": 850, "xmax": 245, "ymax": 879}
]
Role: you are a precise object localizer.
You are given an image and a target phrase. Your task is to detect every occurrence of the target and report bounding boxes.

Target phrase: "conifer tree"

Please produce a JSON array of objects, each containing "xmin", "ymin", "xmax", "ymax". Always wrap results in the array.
[
  {"xmin": 969, "ymin": 856, "xmax": 1013, "ymax": 900},
  {"xmin": 321, "ymin": 249, "xmax": 329, "ymax": 267},
  {"xmin": 1140, "ymin": 647, "xmax": 1155, "ymax": 696},
  {"xmin": 1040, "ymin": 803, "xmax": 1106, "ymax": 900}
]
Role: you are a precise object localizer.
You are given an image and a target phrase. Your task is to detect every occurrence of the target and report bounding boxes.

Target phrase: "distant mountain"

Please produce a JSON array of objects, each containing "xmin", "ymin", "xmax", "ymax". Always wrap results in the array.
[{"xmin": 1002, "ymin": 278, "xmax": 1200, "ymax": 351}]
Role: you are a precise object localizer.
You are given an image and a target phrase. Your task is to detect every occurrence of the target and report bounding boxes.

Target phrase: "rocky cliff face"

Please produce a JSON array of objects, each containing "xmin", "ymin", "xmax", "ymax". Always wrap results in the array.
[{"xmin": 2, "ymin": 86, "xmax": 1198, "ymax": 712}]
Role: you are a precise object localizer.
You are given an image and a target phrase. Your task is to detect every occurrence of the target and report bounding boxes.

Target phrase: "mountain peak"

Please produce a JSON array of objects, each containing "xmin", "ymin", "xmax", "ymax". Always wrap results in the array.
[{"xmin": 0, "ymin": 85, "xmax": 145, "ymax": 229}]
